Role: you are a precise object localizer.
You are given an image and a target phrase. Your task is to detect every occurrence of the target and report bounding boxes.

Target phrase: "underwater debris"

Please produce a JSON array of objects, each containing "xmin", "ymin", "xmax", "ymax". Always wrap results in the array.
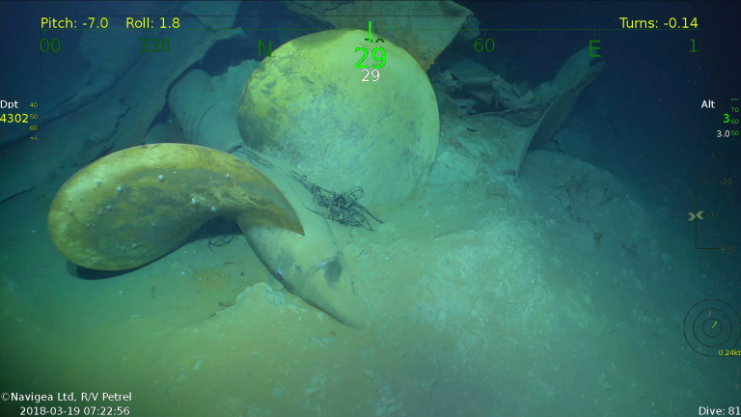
[
  {"xmin": 226, "ymin": 143, "xmax": 245, "ymax": 154},
  {"xmin": 593, "ymin": 230, "xmax": 604, "ymax": 246},
  {"xmin": 207, "ymin": 235, "xmax": 235, "ymax": 252},
  {"xmin": 242, "ymin": 148, "xmax": 274, "ymax": 169},
  {"xmin": 289, "ymin": 171, "xmax": 384, "ymax": 231}
]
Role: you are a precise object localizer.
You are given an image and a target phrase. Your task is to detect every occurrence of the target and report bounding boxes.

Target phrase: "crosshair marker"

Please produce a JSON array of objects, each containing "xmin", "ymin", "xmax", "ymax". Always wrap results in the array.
[{"xmin": 688, "ymin": 211, "xmax": 704, "ymax": 221}]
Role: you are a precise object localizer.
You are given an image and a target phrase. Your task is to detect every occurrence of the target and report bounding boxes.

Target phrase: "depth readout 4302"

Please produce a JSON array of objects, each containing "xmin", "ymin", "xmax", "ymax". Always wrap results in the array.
[{"xmin": 0, "ymin": 100, "xmax": 40, "ymax": 139}]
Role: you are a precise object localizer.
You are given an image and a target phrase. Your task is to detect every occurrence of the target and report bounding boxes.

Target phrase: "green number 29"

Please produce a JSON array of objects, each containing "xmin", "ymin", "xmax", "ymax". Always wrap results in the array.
[{"xmin": 355, "ymin": 47, "xmax": 386, "ymax": 69}]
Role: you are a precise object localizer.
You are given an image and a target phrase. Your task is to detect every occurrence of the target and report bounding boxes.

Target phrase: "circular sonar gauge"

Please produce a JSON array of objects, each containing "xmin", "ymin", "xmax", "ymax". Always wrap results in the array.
[{"xmin": 684, "ymin": 299, "xmax": 741, "ymax": 357}]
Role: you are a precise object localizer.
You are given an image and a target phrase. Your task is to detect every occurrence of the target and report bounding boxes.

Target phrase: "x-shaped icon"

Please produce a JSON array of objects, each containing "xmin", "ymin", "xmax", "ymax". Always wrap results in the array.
[{"xmin": 688, "ymin": 211, "xmax": 704, "ymax": 221}]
